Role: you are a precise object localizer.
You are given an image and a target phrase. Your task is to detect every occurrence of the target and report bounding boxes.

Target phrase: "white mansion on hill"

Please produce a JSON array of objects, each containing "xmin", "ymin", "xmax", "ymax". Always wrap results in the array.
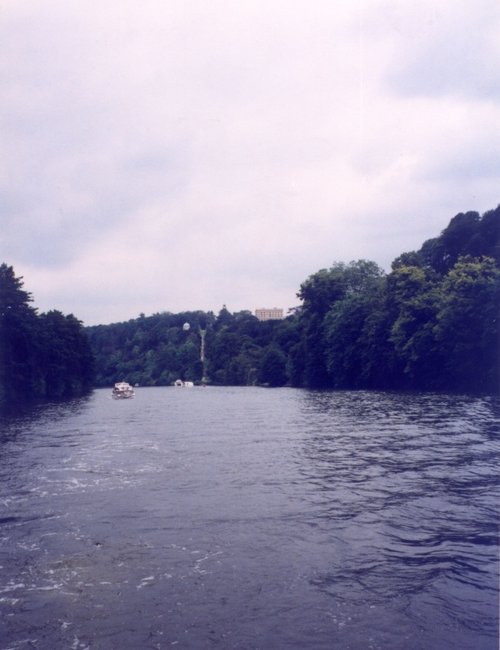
[{"xmin": 254, "ymin": 307, "xmax": 284, "ymax": 321}]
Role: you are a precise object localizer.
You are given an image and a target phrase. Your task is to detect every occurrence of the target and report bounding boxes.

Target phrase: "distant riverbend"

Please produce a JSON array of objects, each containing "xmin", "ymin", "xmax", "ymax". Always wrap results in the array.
[{"xmin": 1, "ymin": 387, "xmax": 498, "ymax": 649}]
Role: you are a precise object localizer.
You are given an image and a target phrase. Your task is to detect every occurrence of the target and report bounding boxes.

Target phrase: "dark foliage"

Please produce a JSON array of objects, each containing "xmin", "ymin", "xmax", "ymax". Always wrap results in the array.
[
  {"xmin": 87, "ymin": 205, "xmax": 499, "ymax": 394},
  {"xmin": 0, "ymin": 264, "xmax": 95, "ymax": 406},
  {"xmin": 87, "ymin": 308, "xmax": 295, "ymax": 388},
  {"xmin": 10, "ymin": 204, "xmax": 496, "ymax": 397}
]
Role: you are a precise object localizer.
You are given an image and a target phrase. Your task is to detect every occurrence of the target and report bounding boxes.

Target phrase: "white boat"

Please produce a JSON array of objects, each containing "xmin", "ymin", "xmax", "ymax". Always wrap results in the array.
[
  {"xmin": 112, "ymin": 381, "xmax": 135, "ymax": 399},
  {"xmin": 174, "ymin": 379, "xmax": 194, "ymax": 387}
]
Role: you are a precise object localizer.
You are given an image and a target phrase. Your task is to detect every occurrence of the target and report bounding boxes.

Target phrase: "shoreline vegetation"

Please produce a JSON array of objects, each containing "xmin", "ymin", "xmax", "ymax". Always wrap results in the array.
[
  {"xmin": 0, "ymin": 263, "xmax": 94, "ymax": 407},
  {"xmin": 2, "ymin": 205, "xmax": 499, "ymax": 406}
]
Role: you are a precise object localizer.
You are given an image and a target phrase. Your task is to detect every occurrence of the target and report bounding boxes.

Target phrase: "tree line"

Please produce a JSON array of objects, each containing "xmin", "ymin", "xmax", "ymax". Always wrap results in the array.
[
  {"xmin": 1, "ymin": 206, "xmax": 498, "ymax": 404},
  {"xmin": 87, "ymin": 205, "xmax": 499, "ymax": 394},
  {"xmin": 0, "ymin": 264, "xmax": 94, "ymax": 407}
]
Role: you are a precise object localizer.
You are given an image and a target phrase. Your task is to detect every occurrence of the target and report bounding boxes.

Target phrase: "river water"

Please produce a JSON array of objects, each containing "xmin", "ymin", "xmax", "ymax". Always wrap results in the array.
[{"xmin": 0, "ymin": 387, "xmax": 498, "ymax": 650}]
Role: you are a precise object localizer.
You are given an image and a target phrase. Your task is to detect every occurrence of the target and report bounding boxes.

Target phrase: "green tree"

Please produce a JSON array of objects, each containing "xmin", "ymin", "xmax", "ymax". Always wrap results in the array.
[
  {"xmin": 434, "ymin": 257, "xmax": 500, "ymax": 392},
  {"xmin": 407, "ymin": 206, "xmax": 499, "ymax": 275},
  {"xmin": 298, "ymin": 266, "xmax": 346, "ymax": 317},
  {"xmin": 0, "ymin": 264, "xmax": 41, "ymax": 404},
  {"xmin": 38, "ymin": 311, "xmax": 94, "ymax": 398},
  {"xmin": 0, "ymin": 264, "xmax": 94, "ymax": 404},
  {"xmin": 83, "ymin": 205, "xmax": 500, "ymax": 394},
  {"xmin": 387, "ymin": 265, "xmax": 442, "ymax": 388},
  {"xmin": 297, "ymin": 260, "xmax": 385, "ymax": 388},
  {"xmin": 477, "ymin": 206, "xmax": 500, "ymax": 264},
  {"xmin": 258, "ymin": 345, "xmax": 288, "ymax": 387},
  {"xmin": 358, "ymin": 298, "xmax": 403, "ymax": 389},
  {"xmin": 287, "ymin": 339, "xmax": 306, "ymax": 387},
  {"xmin": 324, "ymin": 293, "xmax": 376, "ymax": 388}
]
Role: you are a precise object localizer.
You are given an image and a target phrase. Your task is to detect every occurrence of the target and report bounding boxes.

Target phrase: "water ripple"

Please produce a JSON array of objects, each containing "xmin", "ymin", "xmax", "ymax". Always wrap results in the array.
[{"xmin": 0, "ymin": 388, "xmax": 498, "ymax": 649}]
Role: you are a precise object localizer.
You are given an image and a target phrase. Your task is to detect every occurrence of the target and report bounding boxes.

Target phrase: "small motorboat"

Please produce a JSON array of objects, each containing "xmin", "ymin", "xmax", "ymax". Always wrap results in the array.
[
  {"xmin": 112, "ymin": 381, "xmax": 135, "ymax": 399},
  {"xmin": 173, "ymin": 379, "xmax": 194, "ymax": 387}
]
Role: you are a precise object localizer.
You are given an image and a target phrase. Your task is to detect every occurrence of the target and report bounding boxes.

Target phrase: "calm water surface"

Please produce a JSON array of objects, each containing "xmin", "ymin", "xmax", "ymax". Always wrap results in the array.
[{"xmin": 0, "ymin": 387, "xmax": 498, "ymax": 649}]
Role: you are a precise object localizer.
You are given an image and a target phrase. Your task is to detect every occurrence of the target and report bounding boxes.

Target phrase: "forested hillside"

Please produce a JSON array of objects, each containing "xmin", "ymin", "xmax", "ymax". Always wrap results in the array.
[
  {"xmin": 88, "ymin": 205, "xmax": 500, "ymax": 394},
  {"xmin": 0, "ymin": 264, "xmax": 95, "ymax": 407},
  {"xmin": 2, "ymin": 206, "xmax": 497, "ymax": 405}
]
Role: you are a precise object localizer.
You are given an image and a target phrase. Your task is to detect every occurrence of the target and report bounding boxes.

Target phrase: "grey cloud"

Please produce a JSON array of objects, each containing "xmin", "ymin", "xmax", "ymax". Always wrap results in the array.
[
  {"xmin": 1, "ymin": 1, "xmax": 499, "ymax": 324},
  {"xmin": 391, "ymin": 43, "xmax": 500, "ymax": 100},
  {"xmin": 385, "ymin": 2, "xmax": 500, "ymax": 99}
]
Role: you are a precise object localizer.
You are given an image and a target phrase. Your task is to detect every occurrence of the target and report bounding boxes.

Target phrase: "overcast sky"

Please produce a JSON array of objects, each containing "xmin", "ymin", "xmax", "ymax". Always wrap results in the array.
[{"xmin": 2, "ymin": 0, "xmax": 499, "ymax": 325}]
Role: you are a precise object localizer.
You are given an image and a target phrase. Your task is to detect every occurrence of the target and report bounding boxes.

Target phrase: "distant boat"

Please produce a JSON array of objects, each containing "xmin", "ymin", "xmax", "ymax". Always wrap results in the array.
[
  {"xmin": 174, "ymin": 379, "xmax": 194, "ymax": 387},
  {"xmin": 112, "ymin": 382, "xmax": 135, "ymax": 399}
]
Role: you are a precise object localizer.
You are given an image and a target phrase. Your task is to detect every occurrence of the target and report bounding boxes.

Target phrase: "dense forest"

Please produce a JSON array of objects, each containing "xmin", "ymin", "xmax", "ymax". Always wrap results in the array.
[
  {"xmin": 0, "ymin": 264, "xmax": 94, "ymax": 407},
  {"xmin": 87, "ymin": 205, "xmax": 500, "ymax": 394},
  {"xmin": 1, "ymin": 206, "xmax": 498, "ymax": 404}
]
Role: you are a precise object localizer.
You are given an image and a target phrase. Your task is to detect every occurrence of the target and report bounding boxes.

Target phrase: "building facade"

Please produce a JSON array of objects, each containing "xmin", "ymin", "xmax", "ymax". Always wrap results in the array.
[{"xmin": 255, "ymin": 307, "xmax": 284, "ymax": 321}]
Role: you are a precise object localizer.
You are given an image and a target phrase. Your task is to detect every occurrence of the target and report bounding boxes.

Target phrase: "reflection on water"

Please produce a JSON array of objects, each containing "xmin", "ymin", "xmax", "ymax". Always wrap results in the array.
[
  {"xmin": 0, "ymin": 394, "xmax": 94, "ymax": 443},
  {"xmin": 0, "ymin": 387, "xmax": 498, "ymax": 649}
]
